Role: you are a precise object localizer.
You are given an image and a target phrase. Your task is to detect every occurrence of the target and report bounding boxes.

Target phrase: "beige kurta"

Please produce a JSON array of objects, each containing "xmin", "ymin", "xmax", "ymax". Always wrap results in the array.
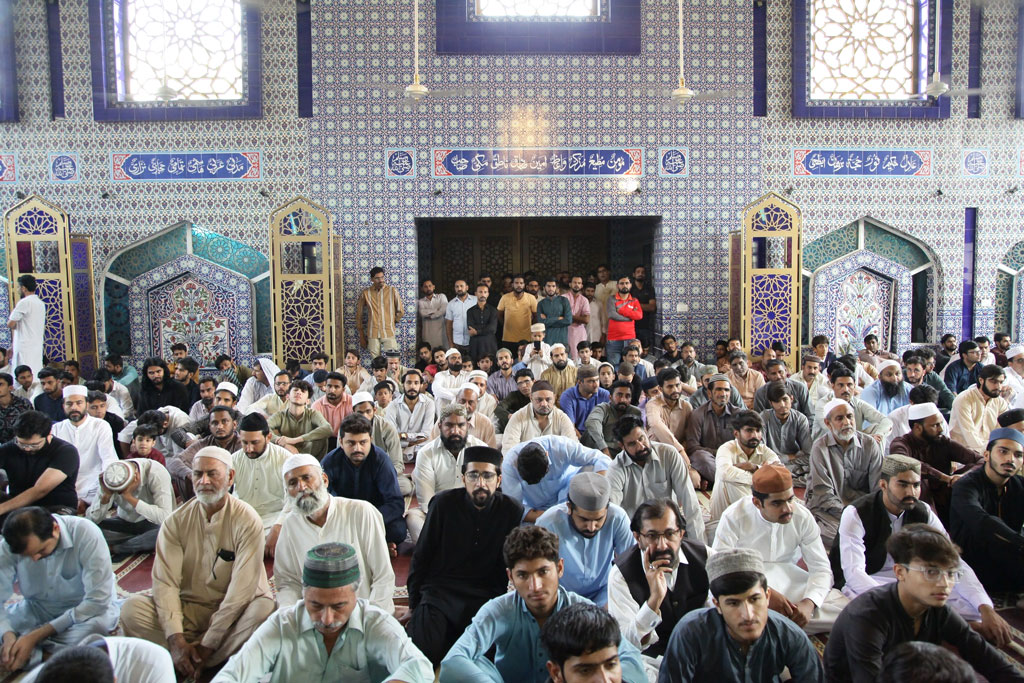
[
  {"xmin": 540, "ymin": 365, "xmax": 578, "ymax": 407},
  {"xmin": 428, "ymin": 412, "xmax": 498, "ymax": 449},
  {"xmin": 230, "ymin": 442, "xmax": 293, "ymax": 530},
  {"xmin": 709, "ymin": 439, "xmax": 783, "ymax": 520}
]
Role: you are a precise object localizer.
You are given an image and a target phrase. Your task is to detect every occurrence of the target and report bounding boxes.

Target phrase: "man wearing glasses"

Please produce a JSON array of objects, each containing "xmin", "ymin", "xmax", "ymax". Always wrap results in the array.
[
  {"xmin": 825, "ymin": 524, "xmax": 1024, "ymax": 683},
  {"xmin": 0, "ymin": 411, "xmax": 79, "ymax": 519}
]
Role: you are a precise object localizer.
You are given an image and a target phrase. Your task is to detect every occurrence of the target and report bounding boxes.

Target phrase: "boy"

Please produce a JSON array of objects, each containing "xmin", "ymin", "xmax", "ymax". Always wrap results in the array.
[{"xmin": 129, "ymin": 424, "xmax": 165, "ymax": 466}]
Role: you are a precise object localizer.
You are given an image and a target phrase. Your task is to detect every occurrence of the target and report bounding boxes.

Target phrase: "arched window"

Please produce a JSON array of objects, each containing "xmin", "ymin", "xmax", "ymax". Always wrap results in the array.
[{"xmin": 995, "ymin": 241, "xmax": 1024, "ymax": 338}]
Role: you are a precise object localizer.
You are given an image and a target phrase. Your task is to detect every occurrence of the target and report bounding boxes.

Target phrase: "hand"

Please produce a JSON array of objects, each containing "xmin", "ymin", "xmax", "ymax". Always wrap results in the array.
[
  {"xmin": 193, "ymin": 643, "xmax": 215, "ymax": 674},
  {"xmin": 265, "ymin": 525, "xmax": 281, "ymax": 559},
  {"xmin": 734, "ymin": 461, "xmax": 758, "ymax": 472},
  {"xmin": 643, "ymin": 547, "xmax": 671, "ymax": 613},
  {"xmin": 948, "ymin": 474, "xmax": 963, "ymax": 487},
  {"xmin": 0, "ymin": 631, "xmax": 15, "ymax": 669},
  {"xmin": 973, "ymin": 606, "xmax": 1012, "ymax": 648},
  {"xmin": 76, "ymin": 499, "xmax": 88, "ymax": 515},
  {"xmin": 767, "ymin": 589, "xmax": 795, "ymax": 619},
  {"xmin": 168, "ymin": 634, "xmax": 198, "ymax": 678},
  {"xmin": 791, "ymin": 599, "xmax": 815, "ymax": 628},
  {"xmin": 468, "ymin": 326, "xmax": 478, "ymax": 336},
  {"xmin": 871, "ymin": 433, "xmax": 884, "ymax": 447},
  {"xmin": 396, "ymin": 606, "xmax": 413, "ymax": 626},
  {"xmin": 4, "ymin": 632, "xmax": 37, "ymax": 672}
]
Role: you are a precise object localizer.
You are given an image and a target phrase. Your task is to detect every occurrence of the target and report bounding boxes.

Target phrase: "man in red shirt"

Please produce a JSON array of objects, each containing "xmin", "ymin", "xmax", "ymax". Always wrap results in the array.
[{"xmin": 605, "ymin": 275, "xmax": 643, "ymax": 369}]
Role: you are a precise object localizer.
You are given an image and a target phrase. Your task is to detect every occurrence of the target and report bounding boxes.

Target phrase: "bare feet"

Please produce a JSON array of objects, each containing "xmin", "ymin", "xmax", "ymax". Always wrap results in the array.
[{"xmin": 388, "ymin": 542, "xmax": 398, "ymax": 558}]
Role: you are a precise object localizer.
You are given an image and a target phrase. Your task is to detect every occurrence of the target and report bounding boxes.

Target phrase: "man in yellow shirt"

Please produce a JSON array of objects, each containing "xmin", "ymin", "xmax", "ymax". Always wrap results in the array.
[{"xmin": 497, "ymin": 274, "xmax": 537, "ymax": 354}]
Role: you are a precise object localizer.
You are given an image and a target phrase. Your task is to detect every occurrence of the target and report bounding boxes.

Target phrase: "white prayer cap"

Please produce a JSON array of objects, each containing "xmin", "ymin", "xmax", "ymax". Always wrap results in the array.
[
  {"xmin": 62, "ymin": 385, "xmax": 87, "ymax": 398},
  {"xmin": 281, "ymin": 453, "xmax": 322, "ymax": 480},
  {"xmin": 468, "ymin": 370, "xmax": 488, "ymax": 381},
  {"xmin": 908, "ymin": 402, "xmax": 941, "ymax": 421},
  {"xmin": 193, "ymin": 446, "xmax": 233, "ymax": 469},
  {"xmin": 257, "ymin": 357, "xmax": 281, "ymax": 379},
  {"xmin": 215, "ymin": 381, "xmax": 239, "ymax": 397},
  {"xmin": 444, "ymin": 348, "xmax": 461, "ymax": 359},
  {"xmin": 878, "ymin": 359, "xmax": 901, "ymax": 373},
  {"xmin": 822, "ymin": 398, "xmax": 852, "ymax": 419},
  {"xmin": 457, "ymin": 383, "xmax": 480, "ymax": 397},
  {"xmin": 1007, "ymin": 345, "xmax": 1024, "ymax": 360},
  {"xmin": 530, "ymin": 323, "xmax": 545, "ymax": 333},
  {"xmin": 351, "ymin": 391, "xmax": 374, "ymax": 407},
  {"xmin": 549, "ymin": 343, "xmax": 566, "ymax": 353}
]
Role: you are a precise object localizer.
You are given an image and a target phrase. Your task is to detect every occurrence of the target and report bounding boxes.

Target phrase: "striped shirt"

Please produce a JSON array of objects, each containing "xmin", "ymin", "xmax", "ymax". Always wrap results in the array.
[{"xmin": 358, "ymin": 284, "xmax": 403, "ymax": 338}]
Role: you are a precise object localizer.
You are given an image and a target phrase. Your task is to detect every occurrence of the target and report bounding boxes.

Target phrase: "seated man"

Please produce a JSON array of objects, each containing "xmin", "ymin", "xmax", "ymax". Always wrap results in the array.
[
  {"xmin": 949, "ymin": 365, "xmax": 1010, "ymax": 454},
  {"xmin": 120, "ymin": 447, "xmax": 276, "ymax": 679},
  {"xmin": 950, "ymin": 427, "xmax": 1024, "ymax": 592},
  {"xmin": 501, "ymin": 380, "xmax": 577, "ymax": 452},
  {"xmin": 275, "ymin": 454, "xmax": 395, "ymax": 613},
  {"xmin": 237, "ymin": 358, "xmax": 277, "ymax": 412},
  {"xmin": 540, "ymin": 602, "xmax": 631, "ymax": 683},
  {"xmin": 117, "ymin": 406, "xmax": 192, "ymax": 460},
  {"xmin": 943, "ymin": 340, "xmax": 984, "ymax": 395},
  {"xmin": 608, "ymin": 500, "xmax": 711, "ymax": 661},
  {"xmin": 0, "ymin": 508, "xmax": 119, "ymax": 673},
  {"xmin": 789, "ymin": 355, "xmax": 832, "ymax": 415},
  {"xmin": 645, "ymin": 368, "xmax": 699, "ymax": 478},
  {"xmin": 858, "ymin": 333, "xmax": 899, "ymax": 369},
  {"xmin": 230, "ymin": 413, "xmax": 292, "ymax": 545},
  {"xmin": 537, "ymin": 472, "xmax": 635, "ymax": 606},
  {"xmin": 212, "ymin": 542, "xmax": 431, "ymax": 683},
  {"xmin": 657, "ymin": 548, "xmax": 823, "ymax": 682},
  {"xmin": 709, "ymin": 410, "xmax": 782, "ymax": 523},
  {"xmin": 807, "ymin": 398, "xmax": 884, "ymax": 547},
  {"xmin": 824, "ymin": 525, "xmax": 1023, "ymax": 683},
  {"xmin": 811, "ymin": 365, "xmax": 893, "ymax": 443},
  {"xmin": 50, "ymin": 385, "xmax": 117, "ymax": 507},
  {"xmin": 558, "ymin": 364, "xmax": 609, "ymax": 436},
  {"xmin": 12, "ymin": 366, "xmax": 42, "ymax": 402},
  {"xmin": 503, "ymin": 435, "xmax": 613, "ymax": 523},
  {"xmin": 466, "ymin": 370, "xmax": 497, "ymax": 418},
  {"xmin": 409, "ymin": 404, "xmax": 487, "ymax": 542},
  {"xmin": 427, "ymin": 384, "xmax": 498, "ymax": 448},
  {"xmin": 384, "ymin": 369, "xmax": 435, "ymax": 462},
  {"xmin": 320, "ymin": 413, "xmax": 406, "ymax": 553},
  {"xmin": 541, "ymin": 344, "xmax": 578, "ymax": 404},
  {"xmin": 833, "ymin": 454, "xmax": 1009, "ymax": 646},
  {"xmin": 726, "ymin": 350, "xmax": 765, "ymax": 410},
  {"xmin": 85, "ymin": 458, "xmax": 174, "ymax": 558},
  {"xmin": 243, "ymin": 370, "xmax": 290, "ymax": 418},
  {"xmin": 860, "ymin": 360, "xmax": 914, "ymax": 415},
  {"xmin": 186, "ymin": 376, "xmax": 217, "ymax": 422},
  {"xmin": 688, "ymin": 365, "xmax": 745, "ymax": 411},
  {"xmin": 309, "ymin": 371, "xmax": 352, "ymax": 450},
  {"xmin": 21, "ymin": 635, "xmax": 174, "ymax": 683},
  {"xmin": 714, "ymin": 464, "xmax": 848, "ymax": 634},
  {"xmin": 31, "ymin": 370, "xmax": 65, "ymax": 423},
  {"xmin": 607, "ymin": 415, "xmax": 704, "ymax": 540},
  {"xmin": 0, "ymin": 373, "xmax": 32, "ymax": 444},
  {"xmin": 267, "ymin": 380, "xmax": 333, "ymax": 460},
  {"xmin": 0, "ymin": 411, "xmax": 79, "ymax": 517},
  {"xmin": 166, "ymin": 406, "xmax": 242, "ymax": 498},
  {"xmin": 351, "ymin": 392, "xmax": 411, "ymax": 496},
  {"xmin": 494, "ymin": 368, "xmax": 534, "ymax": 433},
  {"xmin": 760, "ymin": 380, "xmax": 813, "ymax": 487},
  {"xmin": 428, "ymin": 349, "xmax": 463, "ymax": 404},
  {"xmin": 582, "ymin": 380, "xmax": 641, "ymax": 455},
  {"xmin": 439, "ymin": 525, "xmax": 645, "ymax": 682},
  {"xmin": 407, "ymin": 446, "xmax": 523, "ymax": 666},
  {"xmin": 173, "ymin": 381, "xmax": 240, "ymax": 446},
  {"xmin": 751, "ymin": 359, "xmax": 812, "ymax": 419},
  {"xmin": 683, "ymin": 374, "xmax": 737, "ymax": 487}
]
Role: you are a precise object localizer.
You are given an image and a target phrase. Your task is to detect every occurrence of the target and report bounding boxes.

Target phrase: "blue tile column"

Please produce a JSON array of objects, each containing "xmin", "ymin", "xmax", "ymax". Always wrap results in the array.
[{"xmin": 962, "ymin": 208, "xmax": 977, "ymax": 340}]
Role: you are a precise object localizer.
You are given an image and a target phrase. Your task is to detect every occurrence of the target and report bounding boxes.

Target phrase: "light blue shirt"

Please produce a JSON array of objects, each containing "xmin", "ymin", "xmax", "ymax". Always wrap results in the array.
[
  {"xmin": 0, "ymin": 515, "xmax": 118, "ymax": 635},
  {"xmin": 859, "ymin": 380, "xmax": 913, "ymax": 415},
  {"xmin": 536, "ymin": 502, "xmax": 636, "ymax": 605},
  {"xmin": 502, "ymin": 436, "xmax": 613, "ymax": 516},
  {"xmin": 445, "ymin": 294, "xmax": 476, "ymax": 346},
  {"xmin": 439, "ymin": 586, "xmax": 646, "ymax": 683}
]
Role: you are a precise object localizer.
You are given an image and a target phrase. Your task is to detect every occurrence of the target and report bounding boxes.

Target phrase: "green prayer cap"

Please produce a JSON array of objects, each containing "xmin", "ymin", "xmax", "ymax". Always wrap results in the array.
[{"xmin": 302, "ymin": 542, "xmax": 360, "ymax": 588}]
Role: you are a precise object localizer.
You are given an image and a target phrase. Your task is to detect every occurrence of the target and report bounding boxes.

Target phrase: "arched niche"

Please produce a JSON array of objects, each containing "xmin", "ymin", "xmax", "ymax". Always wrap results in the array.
[{"xmin": 995, "ymin": 240, "xmax": 1024, "ymax": 338}]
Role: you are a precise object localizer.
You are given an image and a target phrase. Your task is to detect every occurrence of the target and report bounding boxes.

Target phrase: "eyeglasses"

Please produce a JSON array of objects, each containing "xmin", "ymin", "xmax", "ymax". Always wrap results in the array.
[
  {"xmin": 903, "ymin": 565, "xmax": 964, "ymax": 583},
  {"xmin": 465, "ymin": 471, "xmax": 497, "ymax": 482},
  {"xmin": 15, "ymin": 439, "xmax": 46, "ymax": 452},
  {"xmin": 640, "ymin": 529, "xmax": 681, "ymax": 543}
]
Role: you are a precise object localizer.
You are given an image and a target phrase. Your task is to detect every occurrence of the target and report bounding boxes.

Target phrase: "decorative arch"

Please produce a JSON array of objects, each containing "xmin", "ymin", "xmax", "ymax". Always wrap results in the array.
[{"xmin": 995, "ymin": 240, "xmax": 1024, "ymax": 338}]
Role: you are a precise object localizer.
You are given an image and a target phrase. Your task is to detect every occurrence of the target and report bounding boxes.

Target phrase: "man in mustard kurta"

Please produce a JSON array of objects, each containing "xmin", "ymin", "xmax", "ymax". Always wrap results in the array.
[{"xmin": 119, "ymin": 446, "xmax": 276, "ymax": 679}]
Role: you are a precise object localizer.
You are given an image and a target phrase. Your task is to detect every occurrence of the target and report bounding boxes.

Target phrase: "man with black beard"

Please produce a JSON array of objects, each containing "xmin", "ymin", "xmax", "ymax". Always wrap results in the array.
[
  {"xmin": 860, "ymin": 360, "xmax": 913, "ymax": 415},
  {"xmin": 486, "ymin": 348, "xmax": 517, "ymax": 400},
  {"xmin": 540, "ymin": 344, "xmax": 578, "ymax": 406},
  {"xmin": 949, "ymin": 365, "xmax": 1010, "ymax": 455},
  {"xmin": 608, "ymin": 415, "xmax": 705, "ymax": 541},
  {"xmin": 136, "ymin": 357, "xmax": 190, "ymax": 414},
  {"xmin": 407, "ymin": 446, "xmax": 523, "ymax": 666},
  {"xmin": 583, "ymin": 380, "xmax": 641, "ymax": 455}
]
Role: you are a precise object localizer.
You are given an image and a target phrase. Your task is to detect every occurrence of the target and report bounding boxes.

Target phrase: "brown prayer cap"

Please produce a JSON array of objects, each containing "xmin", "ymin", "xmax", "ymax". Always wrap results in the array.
[{"xmin": 752, "ymin": 463, "xmax": 792, "ymax": 494}]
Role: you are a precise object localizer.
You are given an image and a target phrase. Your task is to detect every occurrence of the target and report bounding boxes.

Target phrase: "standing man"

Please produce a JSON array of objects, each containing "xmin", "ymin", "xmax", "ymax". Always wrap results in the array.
[
  {"xmin": 497, "ymin": 274, "xmax": 538, "ymax": 354},
  {"xmin": 605, "ymin": 275, "xmax": 642, "ymax": 368},
  {"xmin": 629, "ymin": 265, "xmax": 656, "ymax": 350},
  {"xmin": 7, "ymin": 275, "xmax": 45, "ymax": 376},
  {"xmin": 466, "ymin": 282, "xmax": 499, "ymax": 363},
  {"xmin": 564, "ymin": 275, "xmax": 590, "ymax": 360},
  {"xmin": 356, "ymin": 267, "xmax": 403, "ymax": 356},
  {"xmin": 444, "ymin": 279, "xmax": 475, "ymax": 357},
  {"xmin": 537, "ymin": 278, "xmax": 573, "ymax": 350},
  {"xmin": 418, "ymin": 278, "xmax": 448, "ymax": 350},
  {"xmin": 585, "ymin": 282, "xmax": 605, "ymax": 346}
]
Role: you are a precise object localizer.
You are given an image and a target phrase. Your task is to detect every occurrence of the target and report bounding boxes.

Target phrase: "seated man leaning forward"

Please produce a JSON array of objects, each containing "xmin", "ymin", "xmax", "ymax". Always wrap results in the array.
[
  {"xmin": 85, "ymin": 458, "xmax": 175, "ymax": 558},
  {"xmin": 212, "ymin": 542, "xmax": 432, "ymax": 683},
  {"xmin": 119, "ymin": 446, "xmax": 277, "ymax": 680},
  {"xmin": 540, "ymin": 602, "xmax": 633, "ymax": 683},
  {"xmin": 0, "ymin": 507, "xmax": 119, "ymax": 673},
  {"xmin": 439, "ymin": 525, "xmax": 646, "ymax": 683}
]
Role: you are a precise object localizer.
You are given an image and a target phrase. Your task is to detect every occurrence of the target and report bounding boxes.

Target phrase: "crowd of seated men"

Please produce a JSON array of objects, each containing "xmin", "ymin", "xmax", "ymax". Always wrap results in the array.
[{"xmin": 1, "ymin": 264, "xmax": 1024, "ymax": 682}]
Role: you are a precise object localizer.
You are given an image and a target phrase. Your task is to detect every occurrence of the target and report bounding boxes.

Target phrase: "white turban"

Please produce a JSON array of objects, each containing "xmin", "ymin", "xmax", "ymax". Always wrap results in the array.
[
  {"xmin": 908, "ymin": 402, "xmax": 941, "ymax": 421},
  {"xmin": 193, "ymin": 446, "xmax": 232, "ymax": 469},
  {"xmin": 281, "ymin": 453, "xmax": 322, "ymax": 480},
  {"xmin": 444, "ymin": 348, "xmax": 461, "ymax": 359},
  {"xmin": 468, "ymin": 370, "xmax": 488, "ymax": 381},
  {"xmin": 257, "ymin": 358, "xmax": 281, "ymax": 380},
  {"xmin": 351, "ymin": 391, "xmax": 374, "ymax": 407},
  {"xmin": 822, "ymin": 398, "xmax": 852, "ymax": 419},
  {"xmin": 549, "ymin": 343, "xmax": 566, "ymax": 353},
  {"xmin": 457, "ymin": 383, "xmax": 481, "ymax": 397},
  {"xmin": 215, "ymin": 381, "xmax": 239, "ymax": 397},
  {"xmin": 62, "ymin": 385, "xmax": 87, "ymax": 398},
  {"xmin": 1007, "ymin": 345, "xmax": 1024, "ymax": 360},
  {"xmin": 878, "ymin": 359, "xmax": 901, "ymax": 374}
]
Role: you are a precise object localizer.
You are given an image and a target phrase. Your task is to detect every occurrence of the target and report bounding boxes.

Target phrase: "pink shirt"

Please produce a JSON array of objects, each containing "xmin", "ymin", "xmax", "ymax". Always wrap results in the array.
[
  {"xmin": 311, "ymin": 394, "xmax": 353, "ymax": 434},
  {"xmin": 563, "ymin": 291, "xmax": 590, "ymax": 359}
]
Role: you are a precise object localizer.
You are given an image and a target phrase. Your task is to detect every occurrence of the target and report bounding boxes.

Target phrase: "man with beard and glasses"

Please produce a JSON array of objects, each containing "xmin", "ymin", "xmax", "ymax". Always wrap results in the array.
[
  {"xmin": 120, "ymin": 447, "xmax": 275, "ymax": 679},
  {"xmin": 310, "ymin": 372, "xmax": 352, "ymax": 452},
  {"xmin": 487, "ymin": 348, "xmax": 517, "ymax": 400},
  {"xmin": 536, "ymin": 472, "xmax": 635, "ymax": 606},
  {"xmin": 497, "ymin": 275, "xmax": 538, "ymax": 355},
  {"xmin": 760, "ymin": 380, "xmax": 813, "ymax": 487},
  {"xmin": 501, "ymin": 380, "xmax": 576, "ymax": 452},
  {"xmin": 166, "ymin": 406, "xmax": 242, "ymax": 500},
  {"xmin": 831, "ymin": 455, "xmax": 1008, "ymax": 646},
  {"xmin": 607, "ymin": 500, "xmax": 710, "ymax": 673},
  {"xmin": 467, "ymin": 282, "xmax": 499, "ymax": 363},
  {"xmin": 582, "ymin": 380, "xmax": 641, "ymax": 455},
  {"xmin": 559, "ymin": 364, "xmax": 609, "ymax": 436},
  {"xmin": 213, "ymin": 542, "xmax": 429, "ymax": 683},
  {"xmin": 50, "ymin": 387, "xmax": 118, "ymax": 512},
  {"xmin": 564, "ymin": 275, "xmax": 590, "ymax": 361},
  {"xmin": 708, "ymin": 410, "xmax": 782, "ymax": 526},
  {"xmin": 409, "ymin": 404, "xmax": 488, "ymax": 542},
  {"xmin": 407, "ymin": 447, "xmax": 522, "ymax": 667},
  {"xmin": 951, "ymin": 428, "xmax": 1024, "ymax": 593},
  {"xmin": 541, "ymin": 344, "xmax": 578, "ymax": 406},
  {"xmin": 942, "ymin": 340, "xmax": 985, "ymax": 394},
  {"xmin": 608, "ymin": 415, "xmax": 704, "ymax": 540},
  {"xmin": 949, "ymin": 365, "xmax": 1010, "ymax": 454},
  {"xmin": 273, "ymin": 454, "xmax": 395, "ymax": 613},
  {"xmin": 229, "ymin": 413, "xmax": 292, "ymax": 553},
  {"xmin": 807, "ymin": 399, "xmax": 884, "ymax": 547},
  {"xmin": 244, "ymin": 369, "xmax": 291, "ymax": 418},
  {"xmin": 714, "ymin": 464, "xmax": 848, "ymax": 634},
  {"xmin": 439, "ymin": 525, "xmax": 645, "ymax": 683},
  {"xmin": 889, "ymin": 402, "xmax": 981, "ymax": 524},
  {"xmin": 861, "ymin": 360, "xmax": 913, "ymax": 415},
  {"xmin": 385, "ymin": 369, "xmax": 436, "ymax": 462}
]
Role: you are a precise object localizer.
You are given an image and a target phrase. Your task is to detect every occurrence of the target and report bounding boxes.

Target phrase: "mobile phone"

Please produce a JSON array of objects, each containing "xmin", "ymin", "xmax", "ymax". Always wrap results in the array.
[{"xmin": 533, "ymin": 340, "xmax": 541, "ymax": 351}]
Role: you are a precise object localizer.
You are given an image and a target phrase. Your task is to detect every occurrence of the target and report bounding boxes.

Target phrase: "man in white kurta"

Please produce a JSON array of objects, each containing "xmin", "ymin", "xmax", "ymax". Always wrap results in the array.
[
  {"xmin": 230, "ymin": 412, "xmax": 293, "ymax": 533},
  {"xmin": 713, "ymin": 464, "xmax": 848, "ymax": 635},
  {"xmin": 7, "ymin": 276, "xmax": 45, "ymax": 376},
  {"xmin": 948, "ymin": 368, "xmax": 1010, "ymax": 454},
  {"xmin": 1003, "ymin": 346, "xmax": 1024, "ymax": 410},
  {"xmin": 50, "ymin": 385, "xmax": 118, "ymax": 505},
  {"xmin": 384, "ymin": 371, "xmax": 436, "ymax": 461},
  {"xmin": 500, "ymin": 386, "xmax": 576, "ymax": 453},
  {"xmin": 708, "ymin": 410, "xmax": 783, "ymax": 523},
  {"xmin": 275, "ymin": 454, "xmax": 395, "ymax": 613},
  {"xmin": 85, "ymin": 458, "xmax": 175, "ymax": 555}
]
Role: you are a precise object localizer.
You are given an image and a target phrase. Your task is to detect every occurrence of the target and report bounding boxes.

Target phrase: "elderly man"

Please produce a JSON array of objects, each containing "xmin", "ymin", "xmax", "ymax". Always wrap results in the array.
[
  {"xmin": 351, "ymin": 392, "xmax": 410, "ymax": 496},
  {"xmin": 120, "ymin": 447, "xmax": 276, "ymax": 679},
  {"xmin": 807, "ymin": 399, "xmax": 884, "ymax": 547},
  {"xmin": 949, "ymin": 365, "xmax": 1010, "ymax": 455},
  {"xmin": 466, "ymin": 369, "xmax": 497, "ymax": 418},
  {"xmin": 166, "ymin": 406, "xmax": 242, "ymax": 498},
  {"xmin": 860, "ymin": 360, "xmax": 913, "ymax": 415},
  {"xmin": 501, "ymin": 380, "xmax": 576, "ymax": 452},
  {"xmin": 410, "ymin": 404, "xmax": 488, "ymax": 542},
  {"xmin": 48, "ymin": 385, "xmax": 118, "ymax": 508},
  {"xmin": 267, "ymin": 380, "xmax": 333, "ymax": 460},
  {"xmin": 684, "ymin": 373, "xmax": 737, "ymax": 487},
  {"xmin": 428, "ymin": 384, "xmax": 497, "ymax": 448},
  {"xmin": 503, "ymin": 435, "xmax": 613, "ymax": 523},
  {"xmin": 85, "ymin": 458, "xmax": 174, "ymax": 557},
  {"xmin": 540, "ymin": 344, "xmax": 577, "ymax": 405},
  {"xmin": 274, "ymin": 454, "xmax": 395, "ymax": 613},
  {"xmin": 760, "ymin": 380, "xmax": 813, "ymax": 487},
  {"xmin": 583, "ymin": 380, "xmax": 641, "ymax": 455},
  {"xmin": 229, "ymin": 413, "xmax": 292, "ymax": 549},
  {"xmin": 407, "ymin": 446, "xmax": 523, "ymax": 666},
  {"xmin": 715, "ymin": 465, "xmax": 848, "ymax": 634},
  {"xmin": 608, "ymin": 415, "xmax": 705, "ymax": 541},
  {"xmin": 213, "ymin": 543, "xmax": 430, "ymax": 683},
  {"xmin": 709, "ymin": 410, "xmax": 783, "ymax": 524},
  {"xmin": 385, "ymin": 369, "xmax": 436, "ymax": 462},
  {"xmin": 812, "ymin": 365, "xmax": 892, "ymax": 443}
]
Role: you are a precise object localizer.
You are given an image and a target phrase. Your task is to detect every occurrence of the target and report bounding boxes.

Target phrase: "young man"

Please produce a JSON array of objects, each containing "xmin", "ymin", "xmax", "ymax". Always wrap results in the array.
[
  {"xmin": 487, "ymin": 348, "xmax": 518, "ymax": 400},
  {"xmin": 50, "ymin": 386, "xmax": 118, "ymax": 507},
  {"xmin": 267, "ymin": 381, "xmax": 333, "ymax": 460},
  {"xmin": 439, "ymin": 525, "xmax": 646, "ymax": 682},
  {"xmin": 540, "ymin": 602, "xmax": 627, "ymax": 683},
  {"xmin": 582, "ymin": 381, "xmax": 641, "ymax": 455},
  {"xmin": 13, "ymin": 366, "xmax": 42, "ymax": 402},
  {"xmin": 230, "ymin": 413, "xmax": 293, "ymax": 541},
  {"xmin": 605, "ymin": 275, "xmax": 642, "ymax": 368},
  {"xmin": 949, "ymin": 365, "xmax": 1010, "ymax": 454},
  {"xmin": 418, "ymin": 278, "xmax": 449, "ymax": 350},
  {"xmin": 0, "ymin": 373, "xmax": 32, "ymax": 443},
  {"xmin": 760, "ymin": 380, "xmax": 813, "ymax": 487},
  {"xmin": 467, "ymin": 283, "xmax": 499, "ymax": 362},
  {"xmin": 32, "ymin": 369, "xmax": 65, "ymax": 423},
  {"xmin": 136, "ymin": 358, "xmax": 190, "ymax": 414},
  {"xmin": 355, "ymin": 266, "xmax": 403, "ymax": 356},
  {"xmin": 7, "ymin": 275, "xmax": 45, "ymax": 376},
  {"xmin": 563, "ymin": 275, "xmax": 590, "ymax": 361},
  {"xmin": 537, "ymin": 278, "xmax": 572, "ymax": 350},
  {"xmin": 445, "ymin": 279, "xmax": 475, "ymax": 356},
  {"xmin": 503, "ymin": 435, "xmax": 612, "ymax": 523},
  {"xmin": 943, "ymin": 340, "xmax": 984, "ymax": 395},
  {"xmin": 85, "ymin": 457, "xmax": 174, "ymax": 558},
  {"xmin": 497, "ymin": 275, "xmax": 538, "ymax": 354},
  {"xmin": 708, "ymin": 410, "xmax": 782, "ymax": 522}
]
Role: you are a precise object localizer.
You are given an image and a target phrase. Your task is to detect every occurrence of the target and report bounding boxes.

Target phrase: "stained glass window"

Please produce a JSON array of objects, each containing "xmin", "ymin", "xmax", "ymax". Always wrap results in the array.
[
  {"xmin": 809, "ymin": 0, "xmax": 919, "ymax": 101},
  {"xmin": 475, "ymin": 0, "xmax": 599, "ymax": 18},
  {"xmin": 118, "ymin": 0, "xmax": 244, "ymax": 102}
]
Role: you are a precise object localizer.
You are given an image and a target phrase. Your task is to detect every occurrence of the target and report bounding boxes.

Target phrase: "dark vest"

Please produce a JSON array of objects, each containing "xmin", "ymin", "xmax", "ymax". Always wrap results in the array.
[
  {"xmin": 614, "ymin": 537, "xmax": 709, "ymax": 657},
  {"xmin": 829, "ymin": 490, "xmax": 930, "ymax": 589}
]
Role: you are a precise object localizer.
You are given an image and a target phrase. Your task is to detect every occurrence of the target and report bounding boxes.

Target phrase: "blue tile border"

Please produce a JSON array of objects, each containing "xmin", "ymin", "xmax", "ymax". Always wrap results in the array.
[
  {"xmin": 296, "ymin": 0, "xmax": 312, "ymax": 118},
  {"xmin": 752, "ymin": 0, "xmax": 767, "ymax": 117},
  {"xmin": 963, "ymin": 208, "xmax": 977, "ymax": 339},
  {"xmin": 46, "ymin": 0, "xmax": 64, "ymax": 119},
  {"xmin": 87, "ymin": 0, "xmax": 263, "ymax": 122},
  {"xmin": 1017, "ymin": 3, "xmax": 1024, "ymax": 118},
  {"xmin": 0, "ymin": 0, "xmax": 18, "ymax": 123},
  {"xmin": 967, "ymin": 2, "xmax": 982, "ymax": 119}
]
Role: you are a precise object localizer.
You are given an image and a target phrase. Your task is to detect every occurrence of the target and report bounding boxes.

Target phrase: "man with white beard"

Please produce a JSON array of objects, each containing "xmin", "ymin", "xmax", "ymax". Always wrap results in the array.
[{"xmin": 272, "ymin": 453, "xmax": 396, "ymax": 614}]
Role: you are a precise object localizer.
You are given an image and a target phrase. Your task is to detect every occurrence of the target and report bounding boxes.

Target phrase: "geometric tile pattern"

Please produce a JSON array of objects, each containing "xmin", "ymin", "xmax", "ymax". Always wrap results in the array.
[
  {"xmin": 749, "ymin": 272, "xmax": 793, "ymax": 354},
  {"xmin": 828, "ymin": 268, "xmax": 894, "ymax": 355}
]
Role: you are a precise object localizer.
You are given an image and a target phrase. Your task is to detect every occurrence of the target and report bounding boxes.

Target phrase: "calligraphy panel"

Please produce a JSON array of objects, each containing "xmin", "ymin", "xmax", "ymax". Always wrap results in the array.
[
  {"xmin": 792, "ymin": 149, "xmax": 931, "ymax": 177},
  {"xmin": 433, "ymin": 148, "xmax": 642, "ymax": 177},
  {"xmin": 111, "ymin": 151, "xmax": 261, "ymax": 182}
]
